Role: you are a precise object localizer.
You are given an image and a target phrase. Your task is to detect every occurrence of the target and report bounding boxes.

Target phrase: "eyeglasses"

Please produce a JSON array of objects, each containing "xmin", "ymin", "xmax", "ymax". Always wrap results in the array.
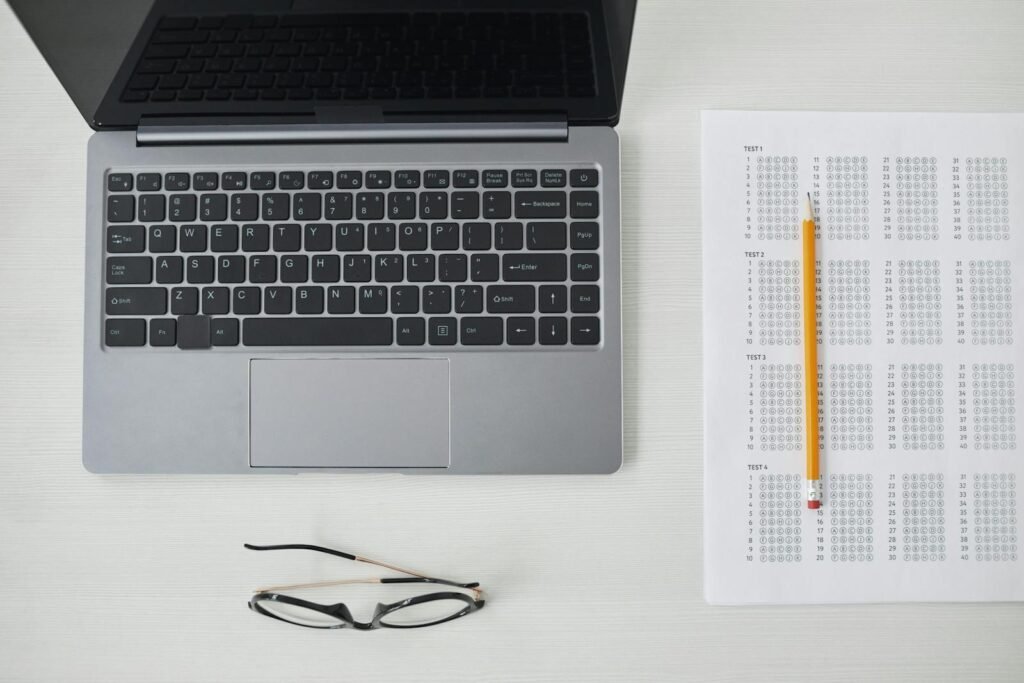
[{"xmin": 245, "ymin": 543, "xmax": 485, "ymax": 630}]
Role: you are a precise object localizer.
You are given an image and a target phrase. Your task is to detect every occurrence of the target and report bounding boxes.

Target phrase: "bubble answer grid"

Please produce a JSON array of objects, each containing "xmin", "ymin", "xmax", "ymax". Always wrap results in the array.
[
  {"xmin": 824, "ymin": 156, "xmax": 870, "ymax": 240},
  {"xmin": 758, "ymin": 473, "xmax": 803, "ymax": 563},
  {"xmin": 759, "ymin": 363, "xmax": 803, "ymax": 452},
  {"xmin": 901, "ymin": 363, "xmax": 944, "ymax": 451},
  {"xmin": 826, "ymin": 259, "xmax": 872, "ymax": 345},
  {"xmin": 829, "ymin": 474, "xmax": 875, "ymax": 562},
  {"xmin": 827, "ymin": 363, "xmax": 874, "ymax": 451},
  {"xmin": 973, "ymin": 473, "xmax": 1018, "ymax": 561},
  {"xmin": 756, "ymin": 155, "xmax": 800, "ymax": 240},
  {"xmin": 757, "ymin": 259, "xmax": 802, "ymax": 346},
  {"xmin": 966, "ymin": 157, "xmax": 1010, "ymax": 241},
  {"xmin": 902, "ymin": 473, "xmax": 946, "ymax": 562},
  {"xmin": 969, "ymin": 260, "xmax": 1014, "ymax": 345},
  {"xmin": 972, "ymin": 364, "xmax": 1017, "ymax": 450},
  {"xmin": 896, "ymin": 156, "xmax": 939, "ymax": 240},
  {"xmin": 898, "ymin": 259, "xmax": 943, "ymax": 345}
]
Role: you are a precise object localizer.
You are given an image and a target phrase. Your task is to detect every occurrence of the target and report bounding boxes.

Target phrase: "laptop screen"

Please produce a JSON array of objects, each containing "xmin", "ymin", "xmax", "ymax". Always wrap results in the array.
[{"xmin": 9, "ymin": 0, "xmax": 636, "ymax": 129}]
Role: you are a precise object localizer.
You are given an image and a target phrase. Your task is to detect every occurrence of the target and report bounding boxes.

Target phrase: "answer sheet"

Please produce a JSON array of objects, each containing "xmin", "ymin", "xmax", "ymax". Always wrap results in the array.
[{"xmin": 702, "ymin": 112, "xmax": 1024, "ymax": 604}]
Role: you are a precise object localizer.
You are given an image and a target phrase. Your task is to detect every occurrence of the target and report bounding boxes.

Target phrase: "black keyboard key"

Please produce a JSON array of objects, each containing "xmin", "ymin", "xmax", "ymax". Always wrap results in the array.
[
  {"xmin": 453, "ymin": 170, "xmax": 479, "ymax": 188},
  {"xmin": 506, "ymin": 317, "xmax": 536, "ymax": 345},
  {"xmin": 311, "ymin": 255, "xmax": 340, "ymax": 282},
  {"xmin": 483, "ymin": 170, "xmax": 508, "ymax": 188},
  {"xmin": 451, "ymin": 192, "xmax": 479, "ymax": 219},
  {"xmin": 570, "ymin": 222, "xmax": 599, "ymax": 250},
  {"xmin": 335, "ymin": 223, "xmax": 364, "ymax": 251},
  {"xmin": 495, "ymin": 222, "xmax": 523, "ymax": 250},
  {"xmin": 304, "ymin": 223, "xmax": 332, "ymax": 251},
  {"xmin": 515, "ymin": 191, "xmax": 566, "ymax": 219},
  {"xmin": 272, "ymin": 224, "xmax": 301, "ymax": 251},
  {"xmin": 180, "ymin": 225, "xmax": 207, "ymax": 252},
  {"xmin": 107, "ymin": 196, "xmax": 134, "ymax": 222},
  {"xmin": 202, "ymin": 287, "xmax": 230, "ymax": 314},
  {"xmin": 293, "ymin": 193, "xmax": 322, "ymax": 221},
  {"xmin": 462, "ymin": 222, "xmax": 491, "ymax": 251},
  {"xmin": 242, "ymin": 224, "xmax": 270, "ymax": 251},
  {"xmin": 569, "ymin": 191, "xmax": 599, "ymax": 219},
  {"xmin": 211, "ymin": 318, "xmax": 239, "ymax": 346},
  {"xmin": 423, "ymin": 285, "xmax": 452, "ymax": 314},
  {"xmin": 307, "ymin": 171, "xmax": 333, "ymax": 189},
  {"xmin": 569, "ymin": 168, "xmax": 599, "ymax": 187},
  {"xmin": 150, "ymin": 318, "xmax": 176, "ymax": 346},
  {"xmin": 108, "ymin": 174, "xmax": 133, "ymax": 192},
  {"xmin": 391, "ymin": 286, "xmax": 420, "ymax": 314},
  {"xmin": 395, "ymin": 170, "xmax": 421, "ymax": 188},
  {"xmin": 262, "ymin": 193, "xmax": 290, "ymax": 221},
  {"xmin": 186, "ymin": 255, "xmax": 214, "ymax": 283},
  {"xmin": 358, "ymin": 285, "xmax": 388, "ymax": 313},
  {"xmin": 366, "ymin": 171, "xmax": 391, "ymax": 189},
  {"xmin": 388, "ymin": 192, "xmax": 416, "ymax": 220},
  {"xmin": 165, "ymin": 173, "xmax": 190, "ymax": 191},
  {"xmin": 250, "ymin": 172, "xmax": 276, "ymax": 190},
  {"xmin": 326, "ymin": 193, "xmax": 354, "ymax": 220},
  {"xmin": 512, "ymin": 169, "xmax": 537, "ymax": 187},
  {"xmin": 210, "ymin": 224, "xmax": 239, "ymax": 252},
  {"xmin": 171, "ymin": 287, "xmax": 199, "ymax": 315},
  {"xmin": 454, "ymin": 285, "xmax": 483, "ymax": 313},
  {"xmin": 231, "ymin": 194, "xmax": 259, "ymax": 221},
  {"xmin": 571, "ymin": 285, "xmax": 601, "ymax": 313},
  {"xmin": 407, "ymin": 254, "xmax": 435, "ymax": 282},
  {"xmin": 424, "ymin": 170, "xmax": 450, "ymax": 188},
  {"xmin": 233, "ymin": 287, "xmax": 261, "ymax": 314},
  {"xmin": 105, "ymin": 319, "xmax": 146, "ymax": 346},
  {"xmin": 344, "ymin": 254, "xmax": 372, "ymax": 282},
  {"xmin": 470, "ymin": 254, "xmax": 499, "ymax": 282},
  {"xmin": 527, "ymin": 222, "xmax": 567, "ymax": 250},
  {"xmin": 327, "ymin": 286, "xmax": 356, "ymax": 314},
  {"xmin": 147, "ymin": 225, "xmax": 175, "ymax": 253},
  {"xmin": 571, "ymin": 316, "xmax": 601, "ymax": 345},
  {"xmin": 419, "ymin": 192, "xmax": 448, "ymax": 219},
  {"xmin": 539, "ymin": 316, "xmax": 568, "ymax": 345},
  {"xmin": 356, "ymin": 192, "xmax": 384, "ymax": 220},
  {"xmin": 155, "ymin": 255, "xmax": 183, "ymax": 284},
  {"xmin": 281, "ymin": 255, "xmax": 308, "ymax": 282},
  {"xmin": 460, "ymin": 317, "xmax": 502, "ymax": 345},
  {"xmin": 264, "ymin": 286, "xmax": 292, "ymax": 314},
  {"xmin": 169, "ymin": 194, "xmax": 197, "ymax": 221},
  {"xmin": 217, "ymin": 255, "xmax": 246, "ymax": 283},
  {"xmin": 482, "ymin": 191, "xmax": 511, "ymax": 219},
  {"xmin": 430, "ymin": 222, "xmax": 459, "ymax": 250},
  {"xmin": 137, "ymin": 173, "xmax": 162, "ymax": 191},
  {"xmin": 541, "ymin": 169, "xmax": 567, "ymax": 187},
  {"xmin": 106, "ymin": 257, "xmax": 152, "ymax": 285},
  {"xmin": 396, "ymin": 317, "xmax": 425, "ymax": 345},
  {"xmin": 399, "ymin": 222, "xmax": 427, "ymax": 251},
  {"xmin": 243, "ymin": 318, "xmax": 393, "ymax": 346},
  {"xmin": 503, "ymin": 254, "xmax": 567, "ymax": 282},
  {"xmin": 428, "ymin": 317, "xmax": 457, "ymax": 345},
  {"xmin": 107, "ymin": 225, "xmax": 145, "ymax": 253},
  {"xmin": 176, "ymin": 314, "xmax": 210, "ymax": 349},
  {"xmin": 368, "ymin": 223, "xmax": 396, "ymax": 251},
  {"xmin": 222, "ymin": 172, "xmax": 247, "ymax": 190},
  {"xmin": 374, "ymin": 254, "xmax": 404, "ymax": 282},
  {"xmin": 539, "ymin": 284, "xmax": 568, "ymax": 313},
  {"xmin": 106, "ymin": 287, "xmax": 167, "ymax": 315},
  {"xmin": 193, "ymin": 173, "xmax": 218, "ymax": 191},
  {"xmin": 487, "ymin": 285, "xmax": 535, "ymax": 313},
  {"xmin": 139, "ymin": 195, "xmax": 166, "ymax": 222},
  {"xmin": 336, "ymin": 171, "xmax": 362, "ymax": 189},
  {"xmin": 296, "ymin": 286, "xmax": 325, "ymax": 314},
  {"xmin": 571, "ymin": 253, "xmax": 600, "ymax": 281},
  {"xmin": 439, "ymin": 254, "xmax": 467, "ymax": 282},
  {"xmin": 279, "ymin": 171, "xmax": 304, "ymax": 189}
]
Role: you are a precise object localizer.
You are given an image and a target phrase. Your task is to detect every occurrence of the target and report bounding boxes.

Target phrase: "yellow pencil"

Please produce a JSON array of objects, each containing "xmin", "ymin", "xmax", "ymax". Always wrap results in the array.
[{"xmin": 802, "ymin": 193, "xmax": 822, "ymax": 509}]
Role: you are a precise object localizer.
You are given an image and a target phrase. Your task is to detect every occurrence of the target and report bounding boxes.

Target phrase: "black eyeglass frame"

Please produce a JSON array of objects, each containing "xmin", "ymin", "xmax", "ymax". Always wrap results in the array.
[{"xmin": 245, "ymin": 543, "xmax": 486, "ymax": 631}]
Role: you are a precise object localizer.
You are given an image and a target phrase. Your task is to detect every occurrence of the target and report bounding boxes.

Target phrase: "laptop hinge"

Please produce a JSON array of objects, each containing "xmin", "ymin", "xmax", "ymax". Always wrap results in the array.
[{"xmin": 136, "ymin": 119, "xmax": 569, "ymax": 145}]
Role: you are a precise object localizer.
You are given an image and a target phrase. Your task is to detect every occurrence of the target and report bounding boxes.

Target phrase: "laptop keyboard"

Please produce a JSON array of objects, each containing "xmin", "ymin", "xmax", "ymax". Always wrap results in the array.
[{"xmin": 103, "ymin": 166, "xmax": 603, "ymax": 349}]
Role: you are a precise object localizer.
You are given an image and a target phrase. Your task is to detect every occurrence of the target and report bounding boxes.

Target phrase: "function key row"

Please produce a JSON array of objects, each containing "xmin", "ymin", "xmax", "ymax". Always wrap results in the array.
[{"xmin": 107, "ymin": 168, "xmax": 599, "ymax": 192}]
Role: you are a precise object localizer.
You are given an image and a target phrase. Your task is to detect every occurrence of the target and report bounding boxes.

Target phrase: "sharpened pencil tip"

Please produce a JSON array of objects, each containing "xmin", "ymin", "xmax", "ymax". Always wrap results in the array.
[{"xmin": 803, "ymin": 193, "xmax": 814, "ymax": 222}]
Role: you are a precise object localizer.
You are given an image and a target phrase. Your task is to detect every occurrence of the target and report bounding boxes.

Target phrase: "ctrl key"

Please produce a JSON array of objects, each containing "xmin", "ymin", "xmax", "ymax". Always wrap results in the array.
[{"xmin": 105, "ymin": 319, "xmax": 146, "ymax": 347}]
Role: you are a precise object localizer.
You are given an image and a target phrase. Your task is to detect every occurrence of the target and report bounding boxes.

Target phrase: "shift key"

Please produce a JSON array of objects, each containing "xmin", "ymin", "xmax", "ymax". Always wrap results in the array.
[
  {"xmin": 106, "ymin": 287, "xmax": 167, "ymax": 315},
  {"xmin": 503, "ymin": 254, "xmax": 566, "ymax": 282}
]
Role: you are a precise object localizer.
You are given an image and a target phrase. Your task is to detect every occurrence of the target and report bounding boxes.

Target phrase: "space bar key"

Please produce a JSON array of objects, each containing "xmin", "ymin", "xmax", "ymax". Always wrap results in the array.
[{"xmin": 243, "ymin": 318, "xmax": 393, "ymax": 346}]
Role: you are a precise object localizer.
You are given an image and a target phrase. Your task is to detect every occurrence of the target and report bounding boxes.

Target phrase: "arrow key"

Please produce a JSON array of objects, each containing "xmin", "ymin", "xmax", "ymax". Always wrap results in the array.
[
  {"xmin": 506, "ymin": 317, "xmax": 536, "ymax": 345},
  {"xmin": 538, "ymin": 284, "xmax": 567, "ymax": 313},
  {"xmin": 571, "ymin": 317, "xmax": 601, "ymax": 345},
  {"xmin": 539, "ymin": 317, "xmax": 567, "ymax": 345}
]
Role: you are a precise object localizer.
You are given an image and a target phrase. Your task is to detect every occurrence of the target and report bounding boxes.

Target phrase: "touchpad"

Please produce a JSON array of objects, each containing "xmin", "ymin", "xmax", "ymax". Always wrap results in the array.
[{"xmin": 249, "ymin": 359, "xmax": 450, "ymax": 468}]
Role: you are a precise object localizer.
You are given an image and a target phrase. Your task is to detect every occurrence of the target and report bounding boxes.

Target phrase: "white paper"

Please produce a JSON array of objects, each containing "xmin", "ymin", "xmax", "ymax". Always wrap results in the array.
[{"xmin": 702, "ymin": 112, "xmax": 1024, "ymax": 604}]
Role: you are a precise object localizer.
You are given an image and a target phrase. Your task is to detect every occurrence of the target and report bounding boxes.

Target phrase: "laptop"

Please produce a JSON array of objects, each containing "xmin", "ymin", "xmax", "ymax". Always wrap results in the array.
[{"xmin": 11, "ymin": 0, "xmax": 635, "ymax": 474}]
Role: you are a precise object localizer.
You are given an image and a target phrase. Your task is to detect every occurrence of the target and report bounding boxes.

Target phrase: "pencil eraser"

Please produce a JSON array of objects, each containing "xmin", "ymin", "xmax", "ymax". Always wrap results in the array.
[{"xmin": 807, "ymin": 500, "xmax": 821, "ymax": 510}]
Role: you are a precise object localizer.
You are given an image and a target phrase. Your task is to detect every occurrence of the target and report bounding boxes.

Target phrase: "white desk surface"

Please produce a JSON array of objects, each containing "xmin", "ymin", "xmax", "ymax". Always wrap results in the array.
[{"xmin": 1, "ymin": 1, "xmax": 1023, "ymax": 681}]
